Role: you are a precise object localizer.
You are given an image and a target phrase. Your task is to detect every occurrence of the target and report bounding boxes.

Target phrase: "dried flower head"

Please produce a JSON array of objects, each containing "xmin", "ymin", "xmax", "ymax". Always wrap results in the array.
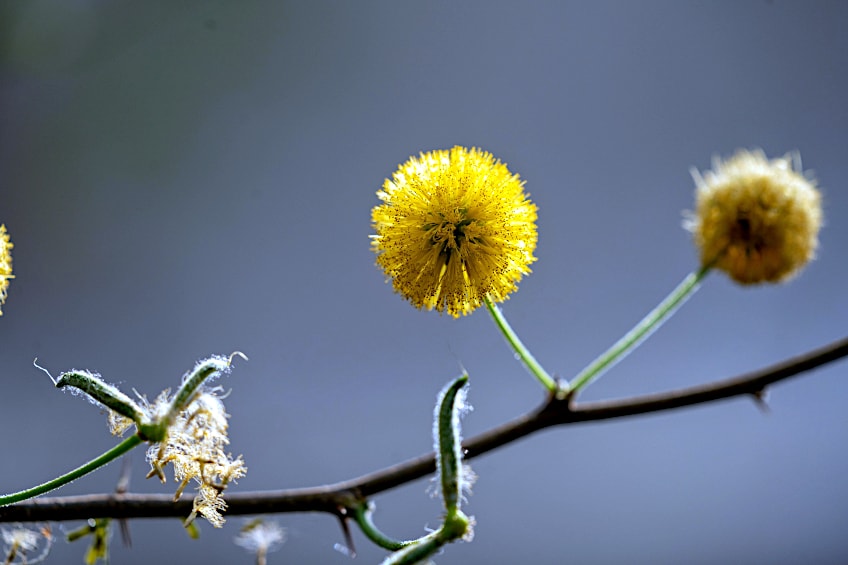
[
  {"xmin": 234, "ymin": 519, "xmax": 286, "ymax": 565},
  {"xmin": 0, "ymin": 225, "xmax": 13, "ymax": 315},
  {"xmin": 371, "ymin": 146, "xmax": 538, "ymax": 317},
  {"xmin": 145, "ymin": 389, "xmax": 246, "ymax": 527},
  {"xmin": 1, "ymin": 524, "xmax": 52, "ymax": 564},
  {"xmin": 107, "ymin": 410, "xmax": 135, "ymax": 437},
  {"xmin": 689, "ymin": 149, "xmax": 822, "ymax": 284}
]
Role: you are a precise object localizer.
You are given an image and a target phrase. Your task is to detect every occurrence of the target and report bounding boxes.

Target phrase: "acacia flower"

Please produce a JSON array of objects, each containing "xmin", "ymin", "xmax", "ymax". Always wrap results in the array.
[
  {"xmin": 0, "ymin": 224, "xmax": 12, "ymax": 315},
  {"xmin": 689, "ymin": 149, "xmax": 822, "ymax": 284},
  {"xmin": 371, "ymin": 146, "xmax": 538, "ymax": 317}
]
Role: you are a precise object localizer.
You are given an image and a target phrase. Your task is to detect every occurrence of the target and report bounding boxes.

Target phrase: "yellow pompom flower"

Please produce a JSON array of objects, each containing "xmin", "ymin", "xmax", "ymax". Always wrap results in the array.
[
  {"xmin": 0, "ymin": 225, "xmax": 12, "ymax": 315},
  {"xmin": 689, "ymin": 149, "xmax": 822, "ymax": 284},
  {"xmin": 371, "ymin": 146, "xmax": 538, "ymax": 317}
]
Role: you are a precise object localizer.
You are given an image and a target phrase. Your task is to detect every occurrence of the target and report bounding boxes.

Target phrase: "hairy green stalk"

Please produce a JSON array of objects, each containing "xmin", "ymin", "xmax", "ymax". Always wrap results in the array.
[
  {"xmin": 0, "ymin": 435, "xmax": 142, "ymax": 506},
  {"xmin": 569, "ymin": 266, "xmax": 711, "ymax": 395},
  {"xmin": 485, "ymin": 295, "xmax": 558, "ymax": 393},
  {"xmin": 352, "ymin": 503, "xmax": 413, "ymax": 551}
]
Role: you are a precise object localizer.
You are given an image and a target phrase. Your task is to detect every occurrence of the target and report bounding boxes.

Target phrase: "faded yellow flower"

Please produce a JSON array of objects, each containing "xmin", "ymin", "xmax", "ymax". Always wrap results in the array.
[
  {"xmin": 0, "ymin": 225, "xmax": 12, "ymax": 315},
  {"xmin": 145, "ymin": 388, "xmax": 246, "ymax": 528},
  {"xmin": 2, "ymin": 524, "xmax": 53, "ymax": 564},
  {"xmin": 689, "ymin": 149, "xmax": 822, "ymax": 284},
  {"xmin": 371, "ymin": 147, "xmax": 538, "ymax": 317},
  {"xmin": 234, "ymin": 519, "xmax": 286, "ymax": 564}
]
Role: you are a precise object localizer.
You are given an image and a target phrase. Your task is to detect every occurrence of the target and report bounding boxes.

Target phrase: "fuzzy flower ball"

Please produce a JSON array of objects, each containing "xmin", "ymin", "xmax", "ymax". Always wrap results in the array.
[
  {"xmin": 0, "ymin": 225, "xmax": 12, "ymax": 315},
  {"xmin": 371, "ymin": 146, "xmax": 538, "ymax": 317},
  {"xmin": 689, "ymin": 149, "xmax": 822, "ymax": 284}
]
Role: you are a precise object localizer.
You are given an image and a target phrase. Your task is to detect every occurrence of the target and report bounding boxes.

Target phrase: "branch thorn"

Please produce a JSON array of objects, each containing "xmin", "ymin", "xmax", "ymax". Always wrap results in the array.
[
  {"xmin": 334, "ymin": 507, "xmax": 356, "ymax": 559},
  {"xmin": 750, "ymin": 389, "xmax": 770, "ymax": 413}
]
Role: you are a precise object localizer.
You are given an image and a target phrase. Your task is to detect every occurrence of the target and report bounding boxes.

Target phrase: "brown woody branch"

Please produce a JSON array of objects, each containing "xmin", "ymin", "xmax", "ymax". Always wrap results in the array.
[{"xmin": 2, "ymin": 335, "xmax": 846, "ymax": 524}]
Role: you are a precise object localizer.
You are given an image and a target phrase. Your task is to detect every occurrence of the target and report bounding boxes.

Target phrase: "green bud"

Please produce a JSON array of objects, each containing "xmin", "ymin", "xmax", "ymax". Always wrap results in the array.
[
  {"xmin": 167, "ymin": 353, "xmax": 245, "ymax": 423},
  {"xmin": 434, "ymin": 373, "xmax": 470, "ymax": 515},
  {"xmin": 56, "ymin": 371, "xmax": 144, "ymax": 424}
]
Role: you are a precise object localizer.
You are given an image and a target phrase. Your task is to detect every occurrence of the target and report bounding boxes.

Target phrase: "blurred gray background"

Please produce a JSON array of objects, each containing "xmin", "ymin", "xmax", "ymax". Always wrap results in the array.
[{"xmin": 1, "ymin": 1, "xmax": 847, "ymax": 563}]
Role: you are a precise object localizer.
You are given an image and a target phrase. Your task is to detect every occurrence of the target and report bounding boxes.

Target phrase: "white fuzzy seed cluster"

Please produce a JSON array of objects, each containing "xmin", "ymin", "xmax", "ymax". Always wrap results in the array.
[
  {"xmin": 1, "ymin": 524, "xmax": 52, "ymax": 564},
  {"xmin": 145, "ymin": 389, "xmax": 246, "ymax": 527}
]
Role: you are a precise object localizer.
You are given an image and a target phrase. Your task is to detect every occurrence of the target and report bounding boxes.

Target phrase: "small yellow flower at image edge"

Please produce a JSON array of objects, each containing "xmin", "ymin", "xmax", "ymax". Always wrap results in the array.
[
  {"xmin": 689, "ymin": 149, "xmax": 823, "ymax": 285},
  {"xmin": 0, "ymin": 224, "xmax": 12, "ymax": 315},
  {"xmin": 371, "ymin": 146, "xmax": 538, "ymax": 317}
]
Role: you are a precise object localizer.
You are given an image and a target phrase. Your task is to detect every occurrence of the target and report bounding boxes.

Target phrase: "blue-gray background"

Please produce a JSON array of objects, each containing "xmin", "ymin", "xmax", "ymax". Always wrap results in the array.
[{"xmin": 1, "ymin": 2, "xmax": 846, "ymax": 564}]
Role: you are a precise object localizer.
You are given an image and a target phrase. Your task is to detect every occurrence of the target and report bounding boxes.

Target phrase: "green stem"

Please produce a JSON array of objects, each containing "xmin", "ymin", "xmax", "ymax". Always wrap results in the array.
[
  {"xmin": 352, "ymin": 502, "xmax": 414, "ymax": 551},
  {"xmin": 381, "ymin": 530, "xmax": 443, "ymax": 565},
  {"xmin": 484, "ymin": 295, "xmax": 558, "ymax": 393},
  {"xmin": 380, "ymin": 510, "xmax": 471, "ymax": 565},
  {"xmin": 569, "ymin": 266, "xmax": 711, "ymax": 394},
  {"xmin": 0, "ymin": 435, "xmax": 143, "ymax": 507}
]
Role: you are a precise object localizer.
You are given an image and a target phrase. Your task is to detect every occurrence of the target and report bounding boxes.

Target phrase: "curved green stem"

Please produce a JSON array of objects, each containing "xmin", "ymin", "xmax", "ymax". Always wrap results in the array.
[
  {"xmin": 352, "ymin": 502, "xmax": 414, "ymax": 551},
  {"xmin": 484, "ymin": 295, "xmax": 558, "ymax": 393},
  {"xmin": 381, "ymin": 530, "xmax": 443, "ymax": 565},
  {"xmin": 380, "ymin": 510, "xmax": 471, "ymax": 565},
  {"xmin": 0, "ymin": 435, "xmax": 143, "ymax": 507},
  {"xmin": 569, "ymin": 266, "xmax": 711, "ymax": 395}
]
